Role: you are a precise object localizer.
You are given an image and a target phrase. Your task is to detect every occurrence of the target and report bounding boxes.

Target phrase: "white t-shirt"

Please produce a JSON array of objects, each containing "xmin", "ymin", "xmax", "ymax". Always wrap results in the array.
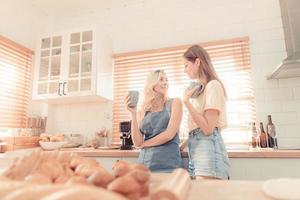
[{"xmin": 188, "ymin": 80, "xmax": 227, "ymax": 131}]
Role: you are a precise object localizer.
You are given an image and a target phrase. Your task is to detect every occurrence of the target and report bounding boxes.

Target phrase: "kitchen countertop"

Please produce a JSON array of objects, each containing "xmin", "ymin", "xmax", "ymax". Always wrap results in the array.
[
  {"xmin": 2, "ymin": 147, "xmax": 300, "ymax": 158},
  {"xmin": 59, "ymin": 147, "xmax": 300, "ymax": 158}
]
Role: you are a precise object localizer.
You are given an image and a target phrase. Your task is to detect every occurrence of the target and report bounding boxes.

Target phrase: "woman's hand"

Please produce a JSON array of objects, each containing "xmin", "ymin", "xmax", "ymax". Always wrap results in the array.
[
  {"xmin": 125, "ymin": 95, "xmax": 137, "ymax": 114},
  {"xmin": 183, "ymin": 87, "xmax": 198, "ymax": 103},
  {"xmin": 179, "ymin": 139, "xmax": 188, "ymax": 151}
]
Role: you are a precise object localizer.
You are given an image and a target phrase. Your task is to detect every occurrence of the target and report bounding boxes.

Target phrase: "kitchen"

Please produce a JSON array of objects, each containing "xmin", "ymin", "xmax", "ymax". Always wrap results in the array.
[{"xmin": 1, "ymin": 0, "xmax": 300, "ymax": 199}]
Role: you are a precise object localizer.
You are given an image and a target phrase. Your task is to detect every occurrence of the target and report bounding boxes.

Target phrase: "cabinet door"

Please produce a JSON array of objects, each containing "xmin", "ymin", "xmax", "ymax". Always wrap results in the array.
[
  {"xmin": 65, "ymin": 30, "xmax": 95, "ymax": 96},
  {"xmin": 36, "ymin": 36, "xmax": 63, "ymax": 97}
]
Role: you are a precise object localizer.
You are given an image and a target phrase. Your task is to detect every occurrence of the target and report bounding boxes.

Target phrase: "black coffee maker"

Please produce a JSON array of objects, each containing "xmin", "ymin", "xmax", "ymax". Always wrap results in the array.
[{"xmin": 119, "ymin": 121, "xmax": 133, "ymax": 150}]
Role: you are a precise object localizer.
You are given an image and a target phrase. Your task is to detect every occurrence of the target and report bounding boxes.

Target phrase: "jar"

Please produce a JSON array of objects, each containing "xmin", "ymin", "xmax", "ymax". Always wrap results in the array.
[{"xmin": 69, "ymin": 134, "xmax": 83, "ymax": 144}]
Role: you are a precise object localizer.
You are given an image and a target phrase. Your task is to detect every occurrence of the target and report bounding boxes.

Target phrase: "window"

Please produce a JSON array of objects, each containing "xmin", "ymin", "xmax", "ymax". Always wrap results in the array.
[
  {"xmin": 112, "ymin": 37, "xmax": 255, "ymax": 146},
  {"xmin": 0, "ymin": 35, "xmax": 33, "ymax": 128}
]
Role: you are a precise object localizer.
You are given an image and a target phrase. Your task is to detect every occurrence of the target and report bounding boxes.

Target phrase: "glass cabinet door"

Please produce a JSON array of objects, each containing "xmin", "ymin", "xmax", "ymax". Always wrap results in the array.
[
  {"xmin": 37, "ymin": 36, "xmax": 62, "ymax": 96},
  {"xmin": 67, "ymin": 30, "xmax": 93, "ymax": 94}
]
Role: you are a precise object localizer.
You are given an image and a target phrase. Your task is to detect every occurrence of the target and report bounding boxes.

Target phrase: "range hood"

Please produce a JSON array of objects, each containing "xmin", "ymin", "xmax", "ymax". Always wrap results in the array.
[{"xmin": 268, "ymin": 0, "xmax": 300, "ymax": 79}]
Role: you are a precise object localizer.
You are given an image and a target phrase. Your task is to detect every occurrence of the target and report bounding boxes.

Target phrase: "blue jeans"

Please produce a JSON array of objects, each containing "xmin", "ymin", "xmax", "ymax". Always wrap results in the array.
[{"xmin": 188, "ymin": 128, "xmax": 230, "ymax": 179}]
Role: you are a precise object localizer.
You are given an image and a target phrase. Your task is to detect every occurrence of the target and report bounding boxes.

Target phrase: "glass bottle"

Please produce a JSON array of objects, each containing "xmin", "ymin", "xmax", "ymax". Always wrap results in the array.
[
  {"xmin": 250, "ymin": 122, "xmax": 259, "ymax": 149},
  {"xmin": 266, "ymin": 115, "xmax": 278, "ymax": 149},
  {"xmin": 259, "ymin": 122, "xmax": 268, "ymax": 148}
]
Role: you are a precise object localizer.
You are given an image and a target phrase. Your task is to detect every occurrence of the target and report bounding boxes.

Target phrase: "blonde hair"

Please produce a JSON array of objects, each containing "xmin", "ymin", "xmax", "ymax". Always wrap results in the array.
[
  {"xmin": 140, "ymin": 70, "xmax": 168, "ymax": 115},
  {"xmin": 183, "ymin": 45, "xmax": 227, "ymax": 98}
]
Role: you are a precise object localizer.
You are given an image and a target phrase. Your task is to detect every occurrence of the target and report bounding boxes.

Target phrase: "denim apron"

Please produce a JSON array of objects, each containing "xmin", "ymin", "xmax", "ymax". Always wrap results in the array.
[{"xmin": 138, "ymin": 99, "xmax": 183, "ymax": 173}]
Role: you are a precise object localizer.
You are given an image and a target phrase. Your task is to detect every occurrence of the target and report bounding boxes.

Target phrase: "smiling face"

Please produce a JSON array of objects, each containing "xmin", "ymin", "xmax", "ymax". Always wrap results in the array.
[
  {"xmin": 184, "ymin": 58, "xmax": 200, "ymax": 80},
  {"xmin": 153, "ymin": 72, "xmax": 168, "ymax": 95}
]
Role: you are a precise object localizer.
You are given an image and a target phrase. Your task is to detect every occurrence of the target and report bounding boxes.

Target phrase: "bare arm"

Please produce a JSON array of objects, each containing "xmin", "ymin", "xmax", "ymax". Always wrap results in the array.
[
  {"xmin": 130, "ymin": 111, "xmax": 144, "ymax": 147},
  {"xmin": 125, "ymin": 95, "xmax": 144, "ymax": 147},
  {"xmin": 141, "ymin": 98, "xmax": 183, "ymax": 147},
  {"xmin": 184, "ymin": 101, "xmax": 219, "ymax": 135}
]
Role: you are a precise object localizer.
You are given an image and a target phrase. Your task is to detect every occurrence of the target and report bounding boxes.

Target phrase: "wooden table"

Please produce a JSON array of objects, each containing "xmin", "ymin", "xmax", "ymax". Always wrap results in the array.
[
  {"xmin": 150, "ymin": 173, "xmax": 272, "ymax": 200},
  {"xmin": 188, "ymin": 180, "xmax": 272, "ymax": 200}
]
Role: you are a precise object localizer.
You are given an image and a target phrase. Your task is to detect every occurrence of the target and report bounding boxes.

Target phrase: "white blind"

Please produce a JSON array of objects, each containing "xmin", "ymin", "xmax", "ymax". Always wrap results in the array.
[
  {"xmin": 112, "ymin": 37, "xmax": 255, "ymax": 145},
  {"xmin": 0, "ymin": 35, "xmax": 33, "ymax": 128}
]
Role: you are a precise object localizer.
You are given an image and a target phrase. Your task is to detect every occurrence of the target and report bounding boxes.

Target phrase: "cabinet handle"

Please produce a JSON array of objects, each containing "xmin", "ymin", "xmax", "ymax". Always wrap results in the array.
[
  {"xmin": 63, "ymin": 82, "xmax": 67, "ymax": 95},
  {"xmin": 58, "ymin": 82, "xmax": 62, "ymax": 96}
]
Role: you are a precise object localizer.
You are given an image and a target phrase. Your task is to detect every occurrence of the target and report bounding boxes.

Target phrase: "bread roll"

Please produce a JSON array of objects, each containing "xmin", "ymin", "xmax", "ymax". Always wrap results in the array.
[
  {"xmin": 2, "ymin": 184, "xmax": 63, "ymax": 200},
  {"xmin": 54, "ymin": 175, "xmax": 70, "ymax": 184},
  {"xmin": 112, "ymin": 160, "xmax": 149, "ymax": 177},
  {"xmin": 66, "ymin": 175, "xmax": 88, "ymax": 185},
  {"xmin": 36, "ymin": 161, "xmax": 64, "ymax": 181},
  {"xmin": 87, "ymin": 170, "xmax": 114, "ymax": 187},
  {"xmin": 107, "ymin": 173, "xmax": 141, "ymax": 194},
  {"xmin": 0, "ymin": 180, "xmax": 29, "ymax": 198},
  {"xmin": 112, "ymin": 160, "xmax": 132, "ymax": 177},
  {"xmin": 75, "ymin": 163, "xmax": 103, "ymax": 178},
  {"xmin": 127, "ymin": 170, "xmax": 150, "ymax": 184},
  {"xmin": 70, "ymin": 157, "xmax": 98, "ymax": 170},
  {"xmin": 24, "ymin": 173, "xmax": 52, "ymax": 184},
  {"xmin": 41, "ymin": 185, "xmax": 127, "ymax": 200},
  {"xmin": 130, "ymin": 163, "xmax": 149, "ymax": 172}
]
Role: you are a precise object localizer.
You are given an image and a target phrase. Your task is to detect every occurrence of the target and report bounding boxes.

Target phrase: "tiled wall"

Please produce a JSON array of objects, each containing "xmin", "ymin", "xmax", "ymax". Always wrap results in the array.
[
  {"xmin": 27, "ymin": 0, "xmax": 300, "ymax": 147},
  {"xmin": 46, "ymin": 102, "xmax": 112, "ymax": 143}
]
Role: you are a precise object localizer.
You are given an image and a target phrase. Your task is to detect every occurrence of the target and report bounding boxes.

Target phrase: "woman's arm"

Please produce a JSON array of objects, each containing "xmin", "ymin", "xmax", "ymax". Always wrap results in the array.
[
  {"xmin": 130, "ymin": 111, "xmax": 144, "ymax": 147},
  {"xmin": 141, "ymin": 98, "xmax": 183, "ymax": 148},
  {"xmin": 184, "ymin": 101, "xmax": 219, "ymax": 136},
  {"xmin": 125, "ymin": 95, "xmax": 144, "ymax": 147}
]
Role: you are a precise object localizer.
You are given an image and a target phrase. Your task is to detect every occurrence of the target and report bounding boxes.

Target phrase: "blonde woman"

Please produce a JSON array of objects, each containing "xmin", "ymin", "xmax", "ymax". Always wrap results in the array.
[
  {"xmin": 125, "ymin": 70, "xmax": 183, "ymax": 172},
  {"xmin": 180, "ymin": 45, "xmax": 230, "ymax": 180}
]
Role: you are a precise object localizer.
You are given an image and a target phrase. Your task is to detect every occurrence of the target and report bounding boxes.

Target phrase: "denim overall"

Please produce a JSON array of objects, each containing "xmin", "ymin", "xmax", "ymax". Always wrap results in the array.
[{"xmin": 138, "ymin": 99, "xmax": 183, "ymax": 172}]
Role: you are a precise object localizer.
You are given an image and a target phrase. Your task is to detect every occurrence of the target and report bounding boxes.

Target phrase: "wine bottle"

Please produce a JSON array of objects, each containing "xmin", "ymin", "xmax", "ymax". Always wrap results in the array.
[
  {"xmin": 259, "ymin": 122, "xmax": 268, "ymax": 148},
  {"xmin": 266, "ymin": 115, "xmax": 277, "ymax": 149},
  {"xmin": 250, "ymin": 122, "xmax": 258, "ymax": 148}
]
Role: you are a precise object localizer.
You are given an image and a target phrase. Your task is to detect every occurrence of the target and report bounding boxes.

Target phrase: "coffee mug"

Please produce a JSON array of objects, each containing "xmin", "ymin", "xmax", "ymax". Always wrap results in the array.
[
  {"xmin": 187, "ymin": 82, "xmax": 204, "ymax": 98},
  {"xmin": 128, "ymin": 90, "xmax": 139, "ymax": 108}
]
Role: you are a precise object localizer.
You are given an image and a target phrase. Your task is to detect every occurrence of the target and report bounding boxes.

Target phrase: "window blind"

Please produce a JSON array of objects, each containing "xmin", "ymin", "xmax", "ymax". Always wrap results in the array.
[
  {"xmin": 0, "ymin": 35, "xmax": 33, "ymax": 128},
  {"xmin": 112, "ymin": 37, "xmax": 256, "ymax": 146}
]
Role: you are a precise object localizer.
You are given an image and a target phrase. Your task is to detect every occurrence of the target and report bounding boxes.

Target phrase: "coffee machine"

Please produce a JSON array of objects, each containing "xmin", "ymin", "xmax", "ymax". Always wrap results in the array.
[{"xmin": 119, "ymin": 121, "xmax": 133, "ymax": 150}]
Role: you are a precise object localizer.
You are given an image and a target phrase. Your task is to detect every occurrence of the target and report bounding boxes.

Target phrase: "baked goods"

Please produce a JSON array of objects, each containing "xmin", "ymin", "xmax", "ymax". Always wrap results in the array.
[
  {"xmin": 0, "ymin": 180, "xmax": 127, "ymax": 200},
  {"xmin": 109, "ymin": 160, "xmax": 150, "ymax": 200},
  {"xmin": 1, "ymin": 150, "xmax": 150, "ymax": 200},
  {"xmin": 39, "ymin": 133, "xmax": 65, "ymax": 142}
]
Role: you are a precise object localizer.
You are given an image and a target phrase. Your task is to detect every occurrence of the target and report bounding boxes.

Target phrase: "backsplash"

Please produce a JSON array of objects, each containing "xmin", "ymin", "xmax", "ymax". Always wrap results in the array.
[{"xmin": 46, "ymin": 102, "xmax": 112, "ymax": 143}]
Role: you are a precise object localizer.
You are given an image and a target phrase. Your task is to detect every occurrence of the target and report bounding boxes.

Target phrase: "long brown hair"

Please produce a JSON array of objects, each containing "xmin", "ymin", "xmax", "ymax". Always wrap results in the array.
[{"xmin": 184, "ymin": 45, "xmax": 227, "ymax": 98}]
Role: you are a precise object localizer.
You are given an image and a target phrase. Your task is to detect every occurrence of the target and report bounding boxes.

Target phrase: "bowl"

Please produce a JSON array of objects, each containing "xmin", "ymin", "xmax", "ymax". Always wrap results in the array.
[{"xmin": 39, "ymin": 141, "xmax": 67, "ymax": 150}]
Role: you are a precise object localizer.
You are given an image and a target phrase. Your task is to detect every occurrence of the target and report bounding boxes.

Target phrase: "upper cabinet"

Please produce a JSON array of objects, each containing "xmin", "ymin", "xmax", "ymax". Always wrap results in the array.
[
  {"xmin": 65, "ymin": 30, "xmax": 95, "ymax": 95},
  {"xmin": 36, "ymin": 35, "xmax": 63, "ymax": 97},
  {"xmin": 32, "ymin": 28, "xmax": 112, "ymax": 103}
]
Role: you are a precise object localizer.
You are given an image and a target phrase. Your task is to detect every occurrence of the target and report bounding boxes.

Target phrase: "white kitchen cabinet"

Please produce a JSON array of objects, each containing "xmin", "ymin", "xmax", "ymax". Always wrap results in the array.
[
  {"xmin": 64, "ymin": 30, "xmax": 96, "ymax": 96},
  {"xmin": 33, "ymin": 35, "xmax": 63, "ymax": 98},
  {"xmin": 32, "ymin": 28, "xmax": 112, "ymax": 103}
]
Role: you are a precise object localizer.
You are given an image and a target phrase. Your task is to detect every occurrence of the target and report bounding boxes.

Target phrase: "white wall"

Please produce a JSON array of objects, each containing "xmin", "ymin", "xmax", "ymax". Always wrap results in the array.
[
  {"xmin": 39, "ymin": 0, "xmax": 300, "ymax": 147},
  {"xmin": 46, "ymin": 102, "xmax": 112, "ymax": 142}
]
